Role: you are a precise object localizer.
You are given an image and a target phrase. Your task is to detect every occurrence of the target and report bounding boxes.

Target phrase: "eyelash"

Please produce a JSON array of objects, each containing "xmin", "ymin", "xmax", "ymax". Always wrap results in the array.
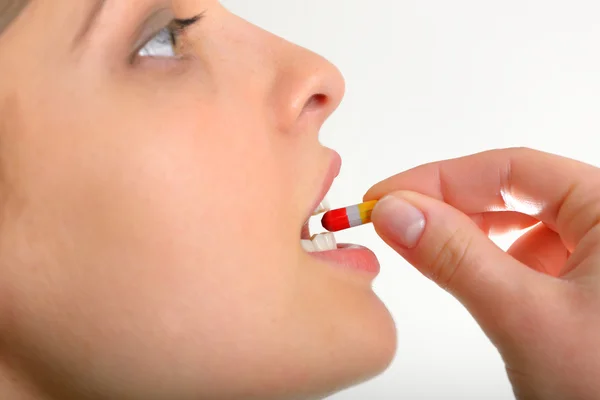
[{"xmin": 169, "ymin": 14, "xmax": 203, "ymax": 46}]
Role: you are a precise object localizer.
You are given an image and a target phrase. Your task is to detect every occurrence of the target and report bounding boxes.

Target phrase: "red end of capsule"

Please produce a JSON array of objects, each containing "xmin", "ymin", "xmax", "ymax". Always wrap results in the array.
[
  {"xmin": 321, "ymin": 200, "xmax": 379, "ymax": 233},
  {"xmin": 321, "ymin": 208, "xmax": 350, "ymax": 232}
]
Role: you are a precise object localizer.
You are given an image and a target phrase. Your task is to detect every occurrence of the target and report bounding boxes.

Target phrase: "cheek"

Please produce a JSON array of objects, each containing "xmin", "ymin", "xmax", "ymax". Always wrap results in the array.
[
  {"xmin": 3, "ymin": 109, "xmax": 309, "ymax": 396},
  {"xmin": 86, "ymin": 108, "xmax": 303, "ymax": 319},
  {"xmin": 89, "ymin": 109, "xmax": 298, "ymax": 287}
]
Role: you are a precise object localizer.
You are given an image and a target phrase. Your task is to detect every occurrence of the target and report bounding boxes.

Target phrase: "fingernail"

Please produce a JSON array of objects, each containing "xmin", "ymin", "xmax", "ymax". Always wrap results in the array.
[{"xmin": 375, "ymin": 195, "xmax": 426, "ymax": 248}]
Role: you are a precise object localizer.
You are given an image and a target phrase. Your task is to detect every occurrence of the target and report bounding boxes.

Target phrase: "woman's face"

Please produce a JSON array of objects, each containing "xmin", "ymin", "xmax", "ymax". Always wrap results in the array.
[{"xmin": 0, "ymin": 1, "xmax": 396, "ymax": 399}]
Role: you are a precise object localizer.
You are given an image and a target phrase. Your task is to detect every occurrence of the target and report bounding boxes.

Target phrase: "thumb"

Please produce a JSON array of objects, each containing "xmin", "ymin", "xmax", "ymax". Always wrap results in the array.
[{"xmin": 371, "ymin": 190, "xmax": 553, "ymax": 328}]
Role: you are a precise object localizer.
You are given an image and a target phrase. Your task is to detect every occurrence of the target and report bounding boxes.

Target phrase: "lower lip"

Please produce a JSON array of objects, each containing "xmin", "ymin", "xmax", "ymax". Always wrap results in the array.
[{"xmin": 308, "ymin": 244, "xmax": 380, "ymax": 275}]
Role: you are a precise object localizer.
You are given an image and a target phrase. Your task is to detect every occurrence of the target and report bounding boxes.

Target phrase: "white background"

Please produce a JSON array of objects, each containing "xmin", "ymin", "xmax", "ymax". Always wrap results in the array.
[{"xmin": 223, "ymin": 1, "xmax": 600, "ymax": 399}]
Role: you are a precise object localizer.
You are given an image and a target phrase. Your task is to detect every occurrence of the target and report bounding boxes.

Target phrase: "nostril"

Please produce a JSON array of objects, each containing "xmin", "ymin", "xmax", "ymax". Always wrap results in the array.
[{"xmin": 303, "ymin": 93, "xmax": 328, "ymax": 112}]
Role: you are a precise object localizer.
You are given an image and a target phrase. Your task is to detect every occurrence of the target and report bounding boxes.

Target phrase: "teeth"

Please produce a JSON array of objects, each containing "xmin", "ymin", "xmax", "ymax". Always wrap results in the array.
[
  {"xmin": 311, "ymin": 233, "xmax": 337, "ymax": 251},
  {"xmin": 301, "ymin": 239, "xmax": 315, "ymax": 252},
  {"xmin": 301, "ymin": 232, "xmax": 337, "ymax": 253},
  {"xmin": 311, "ymin": 197, "xmax": 331, "ymax": 216}
]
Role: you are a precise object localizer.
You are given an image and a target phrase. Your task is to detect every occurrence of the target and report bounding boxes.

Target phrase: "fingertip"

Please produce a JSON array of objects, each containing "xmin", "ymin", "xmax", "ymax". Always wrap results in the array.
[{"xmin": 371, "ymin": 193, "xmax": 426, "ymax": 250}]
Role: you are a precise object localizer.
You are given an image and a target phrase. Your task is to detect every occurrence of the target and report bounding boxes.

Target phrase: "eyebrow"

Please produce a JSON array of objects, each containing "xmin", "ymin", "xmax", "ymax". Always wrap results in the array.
[{"xmin": 73, "ymin": 0, "xmax": 107, "ymax": 46}]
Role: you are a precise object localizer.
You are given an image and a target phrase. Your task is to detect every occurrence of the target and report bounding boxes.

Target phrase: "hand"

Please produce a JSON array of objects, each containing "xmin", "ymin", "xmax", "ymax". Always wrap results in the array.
[{"xmin": 365, "ymin": 147, "xmax": 600, "ymax": 400}]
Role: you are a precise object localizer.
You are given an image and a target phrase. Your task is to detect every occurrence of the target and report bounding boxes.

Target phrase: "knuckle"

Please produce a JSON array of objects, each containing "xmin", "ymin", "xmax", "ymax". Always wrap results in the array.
[
  {"xmin": 428, "ymin": 227, "xmax": 476, "ymax": 291},
  {"xmin": 560, "ymin": 189, "xmax": 600, "ymax": 246}
]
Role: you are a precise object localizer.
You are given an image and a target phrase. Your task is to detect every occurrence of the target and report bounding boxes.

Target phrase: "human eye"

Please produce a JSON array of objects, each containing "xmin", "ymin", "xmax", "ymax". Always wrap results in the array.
[{"xmin": 137, "ymin": 15, "xmax": 203, "ymax": 58}]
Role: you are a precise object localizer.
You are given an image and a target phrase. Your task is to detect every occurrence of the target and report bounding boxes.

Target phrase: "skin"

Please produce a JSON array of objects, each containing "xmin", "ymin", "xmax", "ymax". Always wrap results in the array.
[
  {"xmin": 0, "ymin": 1, "xmax": 396, "ymax": 399},
  {"xmin": 367, "ymin": 147, "xmax": 600, "ymax": 400}
]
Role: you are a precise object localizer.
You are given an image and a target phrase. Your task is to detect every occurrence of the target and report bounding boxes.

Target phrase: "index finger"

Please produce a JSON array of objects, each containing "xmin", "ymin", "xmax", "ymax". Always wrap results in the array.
[{"xmin": 364, "ymin": 147, "xmax": 600, "ymax": 250}]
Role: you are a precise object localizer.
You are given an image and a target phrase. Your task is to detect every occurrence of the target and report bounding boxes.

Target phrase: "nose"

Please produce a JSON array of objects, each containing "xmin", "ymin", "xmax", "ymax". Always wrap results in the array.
[{"xmin": 269, "ymin": 40, "xmax": 346, "ymax": 134}]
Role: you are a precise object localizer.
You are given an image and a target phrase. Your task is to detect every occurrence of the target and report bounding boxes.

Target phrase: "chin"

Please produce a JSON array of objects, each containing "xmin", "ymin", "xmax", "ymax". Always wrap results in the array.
[
  {"xmin": 311, "ymin": 290, "xmax": 398, "ymax": 400},
  {"xmin": 346, "ymin": 294, "xmax": 397, "ymax": 382}
]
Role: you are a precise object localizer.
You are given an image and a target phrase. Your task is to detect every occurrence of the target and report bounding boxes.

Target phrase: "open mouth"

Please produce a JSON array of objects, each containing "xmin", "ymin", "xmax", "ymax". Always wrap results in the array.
[
  {"xmin": 300, "ymin": 197, "xmax": 337, "ymax": 252},
  {"xmin": 298, "ymin": 151, "xmax": 380, "ymax": 276},
  {"xmin": 300, "ymin": 195, "xmax": 381, "ymax": 276}
]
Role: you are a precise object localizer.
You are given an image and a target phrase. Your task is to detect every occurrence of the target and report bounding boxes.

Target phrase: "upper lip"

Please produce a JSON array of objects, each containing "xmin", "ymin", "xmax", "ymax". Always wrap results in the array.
[{"xmin": 305, "ymin": 149, "xmax": 341, "ymax": 221}]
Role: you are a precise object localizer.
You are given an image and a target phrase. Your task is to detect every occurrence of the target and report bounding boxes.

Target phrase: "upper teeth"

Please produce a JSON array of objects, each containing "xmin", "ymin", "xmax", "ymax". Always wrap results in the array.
[
  {"xmin": 302, "ymin": 196, "xmax": 335, "ymax": 252},
  {"xmin": 301, "ymin": 232, "xmax": 337, "ymax": 253},
  {"xmin": 312, "ymin": 197, "xmax": 331, "ymax": 216}
]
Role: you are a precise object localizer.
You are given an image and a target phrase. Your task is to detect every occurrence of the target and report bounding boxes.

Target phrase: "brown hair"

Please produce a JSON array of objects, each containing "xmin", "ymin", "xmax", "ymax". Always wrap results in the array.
[{"xmin": 0, "ymin": 0, "xmax": 29, "ymax": 35}]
